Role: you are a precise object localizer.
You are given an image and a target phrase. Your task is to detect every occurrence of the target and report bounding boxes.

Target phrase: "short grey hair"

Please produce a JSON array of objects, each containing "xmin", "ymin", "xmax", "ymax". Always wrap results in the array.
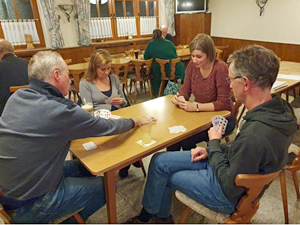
[
  {"xmin": 227, "ymin": 45, "xmax": 279, "ymax": 89},
  {"xmin": 28, "ymin": 51, "xmax": 65, "ymax": 81},
  {"xmin": 0, "ymin": 39, "xmax": 14, "ymax": 54}
]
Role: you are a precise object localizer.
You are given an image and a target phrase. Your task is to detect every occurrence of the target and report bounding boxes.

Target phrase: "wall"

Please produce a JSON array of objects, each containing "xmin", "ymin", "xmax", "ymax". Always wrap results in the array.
[
  {"xmin": 209, "ymin": 0, "xmax": 300, "ymax": 45},
  {"xmin": 37, "ymin": 0, "xmax": 78, "ymax": 48}
]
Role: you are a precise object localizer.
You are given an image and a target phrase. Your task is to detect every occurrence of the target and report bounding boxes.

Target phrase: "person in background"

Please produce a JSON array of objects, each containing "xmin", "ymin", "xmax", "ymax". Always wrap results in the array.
[
  {"xmin": 168, "ymin": 33, "xmax": 235, "ymax": 151},
  {"xmin": 0, "ymin": 39, "xmax": 29, "ymax": 116},
  {"xmin": 79, "ymin": 49, "xmax": 127, "ymax": 111},
  {"xmin": 160, "ymin": 25, "xmax": 172, "ymax": 42},
  {"xmin": 0, "ymin": 51, "xmax": 153, "ymax": 223},
  {"xmin": 125, "ymin": 45, "xmax": 297, "ymax": 224},
  {"xmin": 144, "ymin": 29, "xmax": 185, "ymax": 97}
]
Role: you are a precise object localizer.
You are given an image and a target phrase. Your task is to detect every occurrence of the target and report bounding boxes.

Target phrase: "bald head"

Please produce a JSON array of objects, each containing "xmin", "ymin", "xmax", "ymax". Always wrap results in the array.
[
  {"xmin": 0, "ymin": 40, "xmax": 14, "ymax": 59},
  {"xmin": 160, "ymin": 25, "xmax": 168, "ymax": 39}
]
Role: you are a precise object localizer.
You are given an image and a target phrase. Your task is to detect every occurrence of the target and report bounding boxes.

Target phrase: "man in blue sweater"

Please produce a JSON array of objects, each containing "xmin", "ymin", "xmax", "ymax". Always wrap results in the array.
[
  {"xmin": 125, "ymin": 45, "xmax": 297, "ymax": 223},
  {"xmin": 0, "ymin": 51, "xmax": 150, "ymax": 223}
]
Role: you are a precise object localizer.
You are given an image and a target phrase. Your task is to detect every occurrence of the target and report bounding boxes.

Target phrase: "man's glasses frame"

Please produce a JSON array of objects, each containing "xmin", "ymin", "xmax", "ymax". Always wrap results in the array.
[{"xmin": 226, "ymin": 76, "xmax": 242, "ymax": 84}]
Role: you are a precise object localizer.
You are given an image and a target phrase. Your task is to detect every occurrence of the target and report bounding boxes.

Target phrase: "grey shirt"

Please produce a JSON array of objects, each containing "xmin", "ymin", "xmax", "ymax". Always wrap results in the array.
[
  {"xmin": 0, "ymin": 79, "xmax": 135, "ymax": 200},
  {"xmin": 79, "ymin": 74, "xmax": 127, "ymax": 111}
]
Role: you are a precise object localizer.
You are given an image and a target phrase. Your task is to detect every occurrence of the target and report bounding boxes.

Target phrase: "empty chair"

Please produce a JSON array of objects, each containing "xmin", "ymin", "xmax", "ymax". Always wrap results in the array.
[
  {"xmin": 64, "ymin": 59, "xmax": 72, "ymax": 65},
  {"xmin": 111, "ymin": 61, "xmax": 133, "ymax": 104},
  {"xmin": 215, "ymin": 45, "xmax": 229, "ymax": 61},
  {"xmin": 83, "ymin": 57, "xmax": 90, "ymax": 62},
  {"xmin": 176, "ymin": 170, "xmax": 281, "ymax": 224},
  {"xmin": 130, "ymin": 58, "xmax": 153, "ymax": 102},
  {"xmin": 155, "ymin": 58, "xmax": 181, "ymax": 97}
]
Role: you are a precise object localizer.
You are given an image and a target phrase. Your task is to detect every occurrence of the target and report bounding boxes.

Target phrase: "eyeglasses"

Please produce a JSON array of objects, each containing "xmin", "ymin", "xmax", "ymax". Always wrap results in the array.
[{"xmin": 226, "ymin": 76, "xmax": 242, "ymax": 84}]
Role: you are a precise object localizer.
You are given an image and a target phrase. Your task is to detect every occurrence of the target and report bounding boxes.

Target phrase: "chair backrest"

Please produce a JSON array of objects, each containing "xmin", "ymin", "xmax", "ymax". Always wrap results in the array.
[
  {"xmin": 83, "ymin": 57, "xmax": 90, "ymax": 62},
  {"xmin": 131, "ymin": 58, "xmax": 153, "ymax": 81},
  {"xmin": 215, "ymin": 45, "xmax": 229, "ymax": 61},
  {"xmin": 229, "ymin": 170, "xmax": 281, "ymax": 223},
  {"xmin": 111, "ymin": 61, "xmax": 130, "ymax": 84},
  {"xmin": 155, "ymin": 58, "xmax": 181, "ymax": 81},
  {"xmin": 9, "ymin": 85, "xmax": 29, "ymax": 93},
  {"xmin": 0, "ymin": 189, "xmax": 12, "ymax": 224},
  {"xmin": 64, "ymin": 59, "xmax": 72, "ymax": 65}
]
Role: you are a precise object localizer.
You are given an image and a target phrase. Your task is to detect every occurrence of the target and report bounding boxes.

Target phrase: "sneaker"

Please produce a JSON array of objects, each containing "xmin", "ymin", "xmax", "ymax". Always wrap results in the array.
[
  {"xmin": 124, "ymin": 216, "xmax": 151, "ymax": 224},
  {"xmin": 152, "ymin": 215, "xmax": 174, "ymax": 224}
]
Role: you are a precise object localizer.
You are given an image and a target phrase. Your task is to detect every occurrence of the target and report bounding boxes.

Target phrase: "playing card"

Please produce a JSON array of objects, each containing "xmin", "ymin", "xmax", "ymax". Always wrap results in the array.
[
  {"xmin": 211, "ymin": 115, "xmax": 228, "ymax": 135},
  {"xmin": 177, "ymin": 96, "xmax": 185, "ymax": 102},
  {"xmin": 169, "ymin": 125, "xmax": 187, "ymax": 133},
  {"xmin": 94, "ymin": 109, "xmax": 112, "ymax": 119},
  {"xmin": 83, "ymin": 142, "xmax": 97, "ymax": 151}
]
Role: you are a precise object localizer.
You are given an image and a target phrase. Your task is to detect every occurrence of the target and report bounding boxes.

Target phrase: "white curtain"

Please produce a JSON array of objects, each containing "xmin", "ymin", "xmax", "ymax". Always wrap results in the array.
[
  {"xmin": 0, "ymin": 20, "xmax": 40, "ymax": 46},
  {"xmin": 140, "ymin": 16, "xmax": 156, "ymax": 35},
  {"xmin": 116, "ymin": 17, "xmax": 137, "ymax": 37},
  {"xmin": 90, "ymin": 17, "xmax": 113, "ymax": 39}
]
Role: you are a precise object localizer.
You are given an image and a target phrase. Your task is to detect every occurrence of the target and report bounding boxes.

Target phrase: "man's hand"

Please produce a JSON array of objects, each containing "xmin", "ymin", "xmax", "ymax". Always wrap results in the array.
[
  {"xmin": 133, "ymin": 116, "xmax": 157, "ymax": 127},
  {"xmin": 191, "ymin": 147, "xmax": 208, "ymax": 162},
  {"xmin": 208, "ymin": 125, "xmax": 223, "ymax": 141}
]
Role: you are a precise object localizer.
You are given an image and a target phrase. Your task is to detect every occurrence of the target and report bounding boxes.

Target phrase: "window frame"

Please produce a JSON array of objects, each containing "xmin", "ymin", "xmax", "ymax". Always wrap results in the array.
[{"xmin": 0, "ymin": 0, "xmax": 45, "ymax": 49}]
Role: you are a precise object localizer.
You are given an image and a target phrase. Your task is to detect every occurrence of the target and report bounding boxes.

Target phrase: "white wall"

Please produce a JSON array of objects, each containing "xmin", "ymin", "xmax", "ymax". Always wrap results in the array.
[
  {"xmin": 37, "ymin": 0, "xmax": 78, "ymax": 48},
  {"xmin": 209, "ymin": 0, "xmax": 300, "ymax": 44}
]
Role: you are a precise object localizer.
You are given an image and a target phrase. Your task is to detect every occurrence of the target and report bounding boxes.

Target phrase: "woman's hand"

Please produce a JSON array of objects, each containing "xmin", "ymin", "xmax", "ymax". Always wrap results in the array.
[
  {"xmin": 171, "ymin": 92, "xmax": 180, "ymax": 105},
  {"xmin": 110, "ymin": 97, "xmax": 123, "ymax": 105},
  {"xmin": 191, "ymin": 147, "xmax": 208, "ymax": 162},
  {"xmin": 178, "ymin": 100, "xmax": 197, "ymax": 112}
]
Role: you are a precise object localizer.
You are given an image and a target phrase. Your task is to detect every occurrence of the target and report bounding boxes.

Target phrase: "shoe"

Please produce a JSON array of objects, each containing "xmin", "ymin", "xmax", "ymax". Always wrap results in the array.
[
  {"xmin": 152, "ymin": 215, "xmax": 174, "ymax": 224},
  {"xmin": 124, "ymin": 216, "xmax": 151, "ymax": 224},
  {"xmin": 119, "ymin": 165, "xmax": 130, "ymax": 178}
]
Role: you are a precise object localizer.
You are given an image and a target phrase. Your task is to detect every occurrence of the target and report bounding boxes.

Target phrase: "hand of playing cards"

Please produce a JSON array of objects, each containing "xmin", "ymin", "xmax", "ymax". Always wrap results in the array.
[
  {"xmin": 211, "ymin": 115, "xmax": 228, "ymax": 135},
  {"xmin": 105, "ymin": 95, "xmax": 122, "ymax": 105}
]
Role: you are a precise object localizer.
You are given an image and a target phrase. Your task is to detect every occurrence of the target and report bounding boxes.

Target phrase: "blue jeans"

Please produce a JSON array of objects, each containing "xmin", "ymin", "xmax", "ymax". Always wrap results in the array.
[
  {"xmin": 142, "ymin": 151, "xmax": 236, "ymax": 218},
  {"xmin": 167, "ymin": 116, "xmax": 236, "ymax": 151},
  {"xmin": 11, "ymin": 160, "xmax": 105, "ymax": 223}
]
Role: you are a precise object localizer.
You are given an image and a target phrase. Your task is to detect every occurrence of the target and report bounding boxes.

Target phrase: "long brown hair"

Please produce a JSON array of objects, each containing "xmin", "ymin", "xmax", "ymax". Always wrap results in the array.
[{"xmin": 81, "ymin": 49, "xmax": 112, "ymax": 81}]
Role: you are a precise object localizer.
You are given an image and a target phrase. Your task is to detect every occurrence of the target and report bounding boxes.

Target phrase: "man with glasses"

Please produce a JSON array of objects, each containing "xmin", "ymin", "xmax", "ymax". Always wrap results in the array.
[{"xmin": 125, "ymin": 45, "xmax": 297, "ymax": 223}]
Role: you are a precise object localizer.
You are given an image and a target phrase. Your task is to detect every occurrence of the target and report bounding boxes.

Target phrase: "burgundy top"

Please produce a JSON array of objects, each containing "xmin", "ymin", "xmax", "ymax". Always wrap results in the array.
[{"xmin": 179, "ymin": 60, "xmax": 233, "ymax": 116}]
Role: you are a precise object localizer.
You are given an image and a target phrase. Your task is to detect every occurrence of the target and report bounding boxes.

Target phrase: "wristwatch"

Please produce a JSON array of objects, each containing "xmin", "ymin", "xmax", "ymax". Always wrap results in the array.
[{"xmin": 196, "ymin": 103, "xmax": 200, "ymax": 112}]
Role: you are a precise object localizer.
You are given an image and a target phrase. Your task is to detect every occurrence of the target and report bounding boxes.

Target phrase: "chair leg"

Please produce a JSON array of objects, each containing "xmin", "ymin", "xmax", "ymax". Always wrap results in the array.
[
  {"xmin": 280, "ymin": 170, "xmax": 289, "ymax": 224},
  {"xmin": 138, "ymin": 160, "xmax": 147, "ymax": 177},
  {"xmin": 123, "ymin": 84, "xmax": 133, "ymax": 104},
  {"xmin": 237, "ymin": 105, "xmax": 246, "ymax": 125},
  {"xmin": 73, "ymin": 91, "xmax": 77, "ymax": 103},
  {"xmin": 178, "ymin": 205, "xmax": 191, "ymax": 224},
  {"xmin": 158, "ymin": 81, "xmax": 164, "ymax": 97},
  {"xmin": 291, "ymin": 171, "xmax": 300, "ymax": 199},
  {"xmin": 134, "ymin": 81, "xmax": 138, "ymax": 103},
  {"xmin": 73, "ymin": 213, "xmax": 86, "ymax": 224},
  {"xmin": 286, "ymin": 91, "xmax": 289, "ymax": 102},
  {"xmin": 147, "ymin": 80, "xmax": 153, "ymax": 98}
]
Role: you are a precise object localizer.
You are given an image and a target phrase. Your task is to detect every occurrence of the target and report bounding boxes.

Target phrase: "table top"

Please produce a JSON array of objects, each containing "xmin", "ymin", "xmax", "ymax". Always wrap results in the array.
[
  {"xmin": 279, "ymin": 61, "xmax": 300, "ymax": 75},
  {"xmin": 70, "ymin": 95, "xmax": 230, "ymax": 175}
]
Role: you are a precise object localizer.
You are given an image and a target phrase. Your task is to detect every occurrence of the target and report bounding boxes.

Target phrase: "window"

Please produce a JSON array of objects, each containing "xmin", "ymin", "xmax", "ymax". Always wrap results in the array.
[
  {"xmin": 90, "ymin": 0, "xmax": 158, "ymax": 41},
  {"xmin": 0, "ymin": 0, "xmax": 45, "ymax": 48}
]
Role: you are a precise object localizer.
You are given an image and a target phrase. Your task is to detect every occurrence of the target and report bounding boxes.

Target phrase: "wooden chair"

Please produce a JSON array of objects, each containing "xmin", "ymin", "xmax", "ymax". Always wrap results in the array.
[
  {"xmin": 215, "ymin": 45, "xmax": 229, "ymax": 61},
  {"xmin": 175, "ymin": 170, "xmax": 281, "ymax": 224},
  {"xmin": 224, "ymin": 100, "xmax": 243, "ymax": 142},
  {"xmin": 0, "ymin": 189, "xmax": 85, "ymax": 224},
  {"xmin": 9, "ymin": 85, "xmax": 29, "ymax": 93},
  {"xmin": 64, "ymin": 59, "xmax": 72, "ymax": 65},
  {"xmin": 111, "ymin": 61, "xmax": 133, "ymax": 104},
  {"xmin": 155, "ymin": 58, "xmax": 181, "ymax": 97},
  {"xmin": 130, "ymin": 59, "xmax": 153, "ymax": 103},
  {"xmin": 83, "ymin": 57, "xmax": 90, "ymax": 62},
  {"xmin": 280, "ymin": 145, "xmax": 300, "ymax": 224}
]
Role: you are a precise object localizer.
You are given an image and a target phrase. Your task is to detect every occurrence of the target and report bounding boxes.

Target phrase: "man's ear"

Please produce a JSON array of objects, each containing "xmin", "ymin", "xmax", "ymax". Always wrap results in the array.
[
  {"xmin": 53, "ymin": 69, "xmax": 60, "ymax": 82},
  {"xmin": 243, "ymin": 76, "xmax": 251, "ymax": 91}
]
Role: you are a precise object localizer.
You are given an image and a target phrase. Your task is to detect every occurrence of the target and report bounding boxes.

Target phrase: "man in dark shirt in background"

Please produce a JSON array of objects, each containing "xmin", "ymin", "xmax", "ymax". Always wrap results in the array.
[
  {"xmin": 160, "ymin": 25, "xmax": 172, "ymax": 42},
  {"xmin": 0, "ymin": 39, "xmax": 29, "ymax": 116}
]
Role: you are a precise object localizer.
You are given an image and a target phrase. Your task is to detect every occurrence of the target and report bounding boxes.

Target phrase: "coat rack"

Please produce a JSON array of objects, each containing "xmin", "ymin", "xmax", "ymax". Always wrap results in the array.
[
  {"xmin": 256, "ymin": 0, "xmax": 269, "ymax": 16},
  {"xmin": 58, "ymin": 4, "xmax": 73, "ymax": 22}
]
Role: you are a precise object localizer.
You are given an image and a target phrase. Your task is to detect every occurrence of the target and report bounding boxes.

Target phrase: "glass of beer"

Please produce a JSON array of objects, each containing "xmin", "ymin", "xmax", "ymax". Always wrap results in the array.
[
  {"xmin": 138, "ymin": 116, "xmax": 152, "ymax": 144},
  {"xmin": 82, "ymin": 102, "xmax": 94, "ymax": 116}
]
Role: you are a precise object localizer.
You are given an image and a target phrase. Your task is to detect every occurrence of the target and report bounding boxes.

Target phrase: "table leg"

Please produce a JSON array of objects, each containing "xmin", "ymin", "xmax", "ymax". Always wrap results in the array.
[{"xmin": 104, "ymin": 170, "xmax": 117, "ymax": 224}]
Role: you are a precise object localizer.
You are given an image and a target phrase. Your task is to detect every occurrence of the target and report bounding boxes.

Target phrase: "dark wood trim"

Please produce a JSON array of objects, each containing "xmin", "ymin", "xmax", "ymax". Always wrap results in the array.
[{"xmin": 212, "ymin": 36, "xmax": 300, "ymax": 63}]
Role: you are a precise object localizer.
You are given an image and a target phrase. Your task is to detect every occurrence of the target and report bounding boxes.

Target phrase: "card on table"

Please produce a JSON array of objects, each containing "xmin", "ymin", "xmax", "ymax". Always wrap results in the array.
[
  {"xmin": 211, "ymin": 115, "xmax": 228, "ymax": 135},
  {"xmin": 94, "ymin": 109, "xmax": 111, "ymax": 119},
  {"xmin": 169, "ymin": 125, "xmax": 187, "ymax": 134},
  {"xmin": 83, "ymin": 142, "xmax": 97, "ymax": 151}
]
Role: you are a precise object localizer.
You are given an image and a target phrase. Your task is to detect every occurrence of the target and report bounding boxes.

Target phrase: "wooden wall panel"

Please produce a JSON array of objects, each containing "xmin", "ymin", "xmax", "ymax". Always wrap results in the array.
[
  {"xmin": 212, "ymin": 37, "xmax": 300, "ymax": 63},
  {"xmin": 175, "ymin": 13, "xmax": 211, "ymax": 46}
]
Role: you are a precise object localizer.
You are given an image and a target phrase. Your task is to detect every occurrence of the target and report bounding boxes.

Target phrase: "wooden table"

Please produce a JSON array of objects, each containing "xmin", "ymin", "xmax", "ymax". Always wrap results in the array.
[
  {"xmin": 176, "ymin": 48, "xmax": 191, "ymax": 61},
  {"xmin": 70, "ymin": 95, "xmax": 230, "ymax": 223}
]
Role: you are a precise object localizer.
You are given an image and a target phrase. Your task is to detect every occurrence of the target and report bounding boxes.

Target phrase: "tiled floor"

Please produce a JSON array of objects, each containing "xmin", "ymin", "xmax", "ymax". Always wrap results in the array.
[{"xmin": 71, "ymin": 90, "xmax": 300, "ymax": 224}]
